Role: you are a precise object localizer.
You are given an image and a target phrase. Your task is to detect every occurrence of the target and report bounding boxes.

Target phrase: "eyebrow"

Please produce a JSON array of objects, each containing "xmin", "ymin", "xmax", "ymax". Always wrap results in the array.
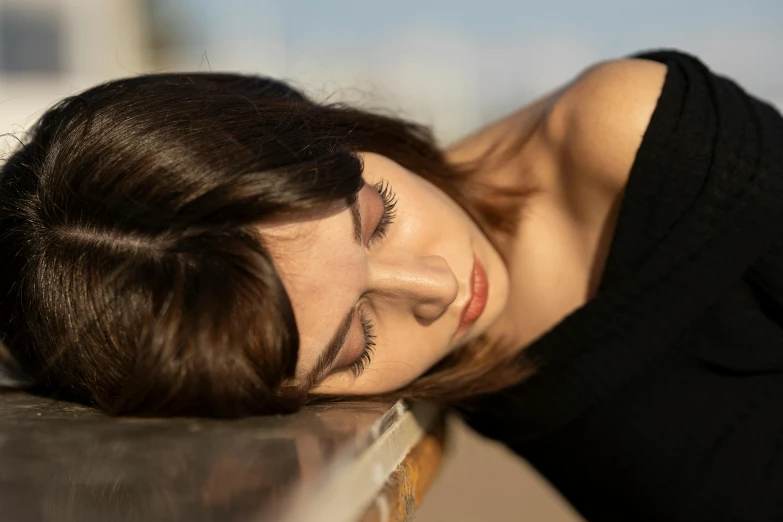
[
  {"xmin": 307, "ymin": 306, "xmax": 355, "ymax": 385},
  {"xmin": 347, "ymin": 193, "xmax": 363, "ymax": 246},
  {"xmin": 306, "ymin": 193, "xmax": 364, "ymax": 384}
]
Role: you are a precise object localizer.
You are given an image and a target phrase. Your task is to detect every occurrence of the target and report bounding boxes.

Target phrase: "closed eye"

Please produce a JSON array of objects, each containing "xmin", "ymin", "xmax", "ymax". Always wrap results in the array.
[
  {"xmin": 349, "ymin": 306, "xmax": 376, "ymax": 377},
  {"xmin": 367, "ymin": 180, "xmax": 397, "ymax": 246}
]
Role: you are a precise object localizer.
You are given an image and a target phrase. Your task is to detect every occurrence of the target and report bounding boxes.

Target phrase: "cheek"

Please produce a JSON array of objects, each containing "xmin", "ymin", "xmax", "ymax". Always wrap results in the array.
[
  {"xmin": 406, "ymin": 180, "xmax": 465, "ymax": 230},
  {"xmin": 373, "ymin": 313, "xmax": 454, "ymax": 370}
]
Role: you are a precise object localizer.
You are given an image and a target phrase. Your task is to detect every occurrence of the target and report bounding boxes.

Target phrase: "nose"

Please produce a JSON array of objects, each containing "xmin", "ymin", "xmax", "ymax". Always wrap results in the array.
[{"xmin": 368, "ymin": 254, "xmax": 459, "ymax": 323}]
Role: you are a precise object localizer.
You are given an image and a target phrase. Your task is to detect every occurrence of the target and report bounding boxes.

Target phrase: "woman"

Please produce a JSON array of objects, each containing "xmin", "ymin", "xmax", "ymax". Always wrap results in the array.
[{"xmin": 2, "ymin": 49, "xmax": 782, "ymax": 520}]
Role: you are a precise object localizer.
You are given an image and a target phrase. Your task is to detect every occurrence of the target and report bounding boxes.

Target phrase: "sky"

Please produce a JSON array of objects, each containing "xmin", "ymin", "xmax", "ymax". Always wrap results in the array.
[
  {"xmin": 151, "ymin": 0, "xmax": 783, "ymax": 142},
  {"xmin": 2, "ymin": 0, "xmax": 781, "ymax": 145}
]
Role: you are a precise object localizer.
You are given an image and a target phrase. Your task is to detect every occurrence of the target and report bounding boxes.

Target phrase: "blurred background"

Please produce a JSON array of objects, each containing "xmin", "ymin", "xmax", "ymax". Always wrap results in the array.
[{"xmin": 0, "ymin": 1, "xmax": 781, "ymax": 520}]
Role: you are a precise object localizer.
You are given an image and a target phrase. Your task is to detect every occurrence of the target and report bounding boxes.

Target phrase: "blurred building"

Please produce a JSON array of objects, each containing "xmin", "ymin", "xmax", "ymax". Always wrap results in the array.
[
  {"xmin": 0, "ymin": 0, "xmax": 149, "ymax": 151},
  {"xmin": 0, "ymin": 0, "xmax": 493, "ymax": 150}
]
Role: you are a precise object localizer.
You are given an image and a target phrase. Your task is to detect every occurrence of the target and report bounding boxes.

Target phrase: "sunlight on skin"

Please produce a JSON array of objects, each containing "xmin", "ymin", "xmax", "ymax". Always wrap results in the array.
[{"xmin": 263, "ymin": 153, "xmax": 511, "ymax": 395}]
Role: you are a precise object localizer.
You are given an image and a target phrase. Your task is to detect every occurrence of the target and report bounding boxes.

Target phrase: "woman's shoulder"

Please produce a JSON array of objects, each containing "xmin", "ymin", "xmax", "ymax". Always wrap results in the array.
[
  {"xmin": 544, "ymin": 57, "xmax": 669, "ymax": 195},
  {"xmin": 447, "ymin": 56, "xmax": 669, "ymax": 197},
  {"xmin": 447, "ymin": 55, "xmax": 670, "ymax": 202}
]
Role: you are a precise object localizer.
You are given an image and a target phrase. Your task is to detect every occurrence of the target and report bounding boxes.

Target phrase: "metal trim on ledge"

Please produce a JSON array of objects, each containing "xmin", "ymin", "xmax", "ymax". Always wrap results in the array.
[{"xmin": 284, "ymin": 401, "xmax": 440, "ymax": 522}]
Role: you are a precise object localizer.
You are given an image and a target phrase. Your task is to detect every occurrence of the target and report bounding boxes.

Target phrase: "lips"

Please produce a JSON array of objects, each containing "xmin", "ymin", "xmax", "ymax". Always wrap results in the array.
[{"xmin": 455, "ymin": 254, "xmax": 488, "ymax": 337}]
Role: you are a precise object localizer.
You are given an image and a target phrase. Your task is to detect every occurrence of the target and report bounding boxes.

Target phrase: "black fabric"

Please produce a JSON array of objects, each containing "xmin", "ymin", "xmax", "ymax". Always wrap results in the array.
[{"xmin": 458, "ymin": 50, "xmax": 783, "ymax": 521}]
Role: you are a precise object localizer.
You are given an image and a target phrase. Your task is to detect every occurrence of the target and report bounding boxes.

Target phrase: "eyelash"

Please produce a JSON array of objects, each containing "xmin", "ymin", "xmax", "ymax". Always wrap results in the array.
[
  {"xmin": 348, "ymin": 180, "xmax": 397, "ymax": 377},
  {"xmin": 367, "ymin": 180, "xmax": 398, "ymax": 246},
  {"xmin": 349, "ymin": 309, "xmax": 377, "ymax": 377}
]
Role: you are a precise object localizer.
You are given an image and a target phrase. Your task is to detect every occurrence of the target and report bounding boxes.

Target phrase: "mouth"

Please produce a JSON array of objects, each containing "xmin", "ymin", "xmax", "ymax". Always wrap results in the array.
[{"xmin": 455, "ymin": 254, "xmax": 489, "ymax": 337}]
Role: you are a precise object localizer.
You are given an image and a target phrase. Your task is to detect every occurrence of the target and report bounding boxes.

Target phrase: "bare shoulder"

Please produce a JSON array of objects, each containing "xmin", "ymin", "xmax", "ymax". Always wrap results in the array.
[{"xmin": 545, "ymin": 58, "xmax": 669, "ymax": 192}]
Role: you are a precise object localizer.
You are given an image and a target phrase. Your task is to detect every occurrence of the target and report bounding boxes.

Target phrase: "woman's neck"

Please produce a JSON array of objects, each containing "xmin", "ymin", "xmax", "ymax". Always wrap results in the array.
[{"xmin": 446, "ymin": 83, "xmax": 622, "ymax": 354}]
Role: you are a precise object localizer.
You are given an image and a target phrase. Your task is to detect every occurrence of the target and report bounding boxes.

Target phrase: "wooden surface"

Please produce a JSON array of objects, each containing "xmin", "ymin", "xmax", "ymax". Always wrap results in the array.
[
  {"xmin": 359, "ymin": 417, "xmax": 447, "ymax": 522},
  {"xmin": 0, "ymin": 390, "xmax": 445, "ymax": 522}
]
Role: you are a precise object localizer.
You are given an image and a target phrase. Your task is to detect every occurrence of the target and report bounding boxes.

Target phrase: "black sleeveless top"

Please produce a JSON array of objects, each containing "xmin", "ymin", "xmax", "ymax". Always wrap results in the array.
[{"xmin": 458, "ymin": 50, "xmax": 783, "ymax": 522}]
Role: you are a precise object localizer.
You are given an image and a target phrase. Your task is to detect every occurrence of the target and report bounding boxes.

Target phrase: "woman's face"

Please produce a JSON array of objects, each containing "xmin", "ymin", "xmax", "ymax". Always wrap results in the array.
[{"xmin": 264, "ymin": 153, "xmax": 510, "ymax": 395}]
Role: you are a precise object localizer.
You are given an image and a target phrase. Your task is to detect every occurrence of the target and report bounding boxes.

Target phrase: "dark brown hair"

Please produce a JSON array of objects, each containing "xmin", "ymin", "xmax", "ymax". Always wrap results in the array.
[{"xmin": 0, "ymin": 72, "xmax": 530, "ymax": 416}]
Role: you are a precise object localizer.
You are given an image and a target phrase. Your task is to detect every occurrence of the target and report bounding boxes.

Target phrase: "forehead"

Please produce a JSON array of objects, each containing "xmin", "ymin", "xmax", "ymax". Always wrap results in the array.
[
  {"xmin": 263, "ymin": 202, "xmax": 361, "ymax": 278},
  {"xmin": 261, "ymin": 201, "xmax": 366, "ymax": 373}
]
